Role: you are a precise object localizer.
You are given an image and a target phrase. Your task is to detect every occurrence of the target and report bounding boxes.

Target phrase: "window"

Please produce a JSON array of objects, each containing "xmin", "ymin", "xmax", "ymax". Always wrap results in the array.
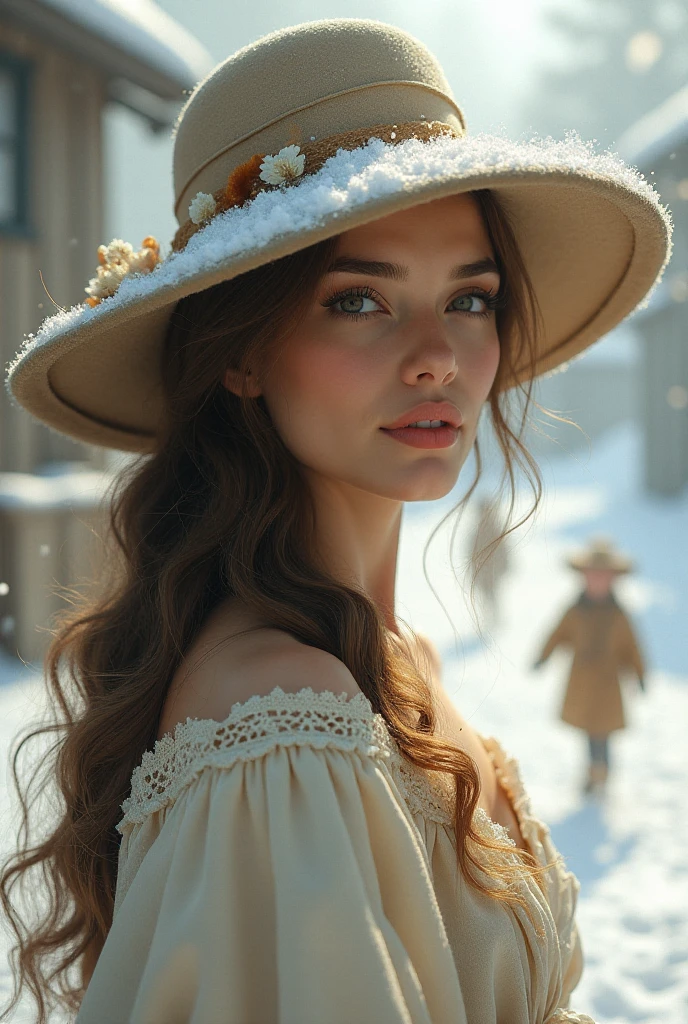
[{"xmin": 0, "ymin": 51, "xmax": 31, "ymax": 234}]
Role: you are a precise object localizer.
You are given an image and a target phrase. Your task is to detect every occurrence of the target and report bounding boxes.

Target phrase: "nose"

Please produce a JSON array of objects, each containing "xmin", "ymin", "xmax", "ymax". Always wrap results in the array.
[{"xmin": 398, "ymin": 318, "xmax": 458, "ymax": 386}]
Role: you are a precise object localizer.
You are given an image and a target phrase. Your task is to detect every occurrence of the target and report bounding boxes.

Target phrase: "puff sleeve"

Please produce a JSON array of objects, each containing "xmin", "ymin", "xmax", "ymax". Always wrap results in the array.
[{"xmin": 76, "ymin": 689, "xmax": 467, "ymax": 1024}]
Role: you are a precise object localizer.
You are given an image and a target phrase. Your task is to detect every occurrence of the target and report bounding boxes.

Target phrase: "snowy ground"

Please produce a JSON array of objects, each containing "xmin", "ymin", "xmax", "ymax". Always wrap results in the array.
[
  {"xmin": 397, "ymin": 420, "xmax": 688, "ymax": 1024},
  {"xmin": 0, "ymin": 420, "xmax": 686, "ymax": 1022}
]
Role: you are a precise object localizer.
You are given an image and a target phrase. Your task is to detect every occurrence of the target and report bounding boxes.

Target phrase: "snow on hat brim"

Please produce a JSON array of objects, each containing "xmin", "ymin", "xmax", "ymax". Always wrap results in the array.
[{"xmin": 7, "ymin": 130, "xmax": 672, "ymax": 453}]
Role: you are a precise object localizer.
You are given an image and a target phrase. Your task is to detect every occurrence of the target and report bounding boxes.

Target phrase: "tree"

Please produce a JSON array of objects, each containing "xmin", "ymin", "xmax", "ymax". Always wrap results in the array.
[{"xmin": 525, "ymin": 0, "xmax": 688, "ymax": 143}]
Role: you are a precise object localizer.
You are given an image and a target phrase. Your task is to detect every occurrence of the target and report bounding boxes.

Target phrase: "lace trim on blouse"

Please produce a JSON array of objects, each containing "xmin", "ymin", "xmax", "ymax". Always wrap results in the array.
[
  {"xmin": 118, "ymin": 686, "xmax": 394, "ymax": 830},
  {"xmin": 115, "ymin": 688, "xmax": 591, "ymax": 1021},
  {"xmin": 117, "ymin": 686, "xmax": 520, "ymax": 853},
  {"xmin": 482, "ymin": 736, "xmax": 544, "ymax": 853},
  {"xmin": 544, "ymin": 1013, "xmax": 595, "ymax": 1024}
]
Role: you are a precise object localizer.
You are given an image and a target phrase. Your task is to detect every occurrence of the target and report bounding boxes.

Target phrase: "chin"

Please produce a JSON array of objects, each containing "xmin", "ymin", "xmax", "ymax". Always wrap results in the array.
[
  {"xmin": 402, "ymin": 479, "xmax": 458, "ymax": 502},
  {"xmin": 372, "ymin": 463, "xmax": 463, "ymax": 503}
]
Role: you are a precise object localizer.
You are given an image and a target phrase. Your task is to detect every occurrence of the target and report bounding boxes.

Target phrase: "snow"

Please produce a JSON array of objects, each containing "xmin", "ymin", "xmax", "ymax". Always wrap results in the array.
[
  {"xmin": 395, "ymin": 419, "xmax": 688, "ymax": 1022},
  {"xmin": 37, "ymin": 0, "xmax": 213, "ymax": 92},
  {"xmin": 0, "ymin": 419, "xmax": 686, "ymax": 1022},
  {"xmin": 7, "ymin": 128, "xmax": 670, "ymax": 392}
]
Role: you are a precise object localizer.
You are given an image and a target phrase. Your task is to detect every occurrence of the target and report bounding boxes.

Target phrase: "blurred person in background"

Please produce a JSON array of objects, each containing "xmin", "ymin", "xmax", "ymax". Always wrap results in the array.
[
  {"xmin": 469, "ymin": 496, "xmax": 511, "ymax": 627},
  {"xmin": 1, "ymin": 18, "xmax": 669, "ymax": 1024},
  {"xmin": 533, "ymin": 537, "xmax": 646, "ymax": 795}
]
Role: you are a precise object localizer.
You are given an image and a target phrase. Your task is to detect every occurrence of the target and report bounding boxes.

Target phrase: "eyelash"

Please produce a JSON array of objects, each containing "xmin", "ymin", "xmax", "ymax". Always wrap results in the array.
[{"xmin": 321, "ymin": 284, "xmax": 506, "ymax": 321}]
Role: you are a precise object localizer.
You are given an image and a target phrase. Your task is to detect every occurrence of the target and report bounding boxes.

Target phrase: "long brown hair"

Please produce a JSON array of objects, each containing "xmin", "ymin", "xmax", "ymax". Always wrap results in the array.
[{"xmin": 1, "ymin": 189, "xmax": 544, "ymax": 1023}]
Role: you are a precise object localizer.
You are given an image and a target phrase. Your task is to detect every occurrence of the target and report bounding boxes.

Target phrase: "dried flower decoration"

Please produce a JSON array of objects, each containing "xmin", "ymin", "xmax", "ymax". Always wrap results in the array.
[
  {"xmin": 224, "ymin": 153, "xmax": 265, "ymax": 208},
  {"xmin": 85, "ymin": 236, "xmax": 160, "ymax": 307},
  {"xmin": 188, "ymin": 192, "xmax": 217, "ymax": 225},
  {"xmin": 259, "ymin": 145, "xmax": 306, "ymax": 186}
]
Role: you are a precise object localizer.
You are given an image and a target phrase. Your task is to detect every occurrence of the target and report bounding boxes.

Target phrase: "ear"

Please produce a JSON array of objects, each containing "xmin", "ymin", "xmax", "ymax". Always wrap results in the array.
[{"xmin": 222, "ymin": 366, "xmax": 262, "ymax": 399}]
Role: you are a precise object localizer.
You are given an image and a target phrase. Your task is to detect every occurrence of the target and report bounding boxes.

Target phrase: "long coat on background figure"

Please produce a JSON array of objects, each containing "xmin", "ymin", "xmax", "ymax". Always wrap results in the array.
[{"xmin": 537, "ymin": 585, "xmax": 645, "ymax": 736}]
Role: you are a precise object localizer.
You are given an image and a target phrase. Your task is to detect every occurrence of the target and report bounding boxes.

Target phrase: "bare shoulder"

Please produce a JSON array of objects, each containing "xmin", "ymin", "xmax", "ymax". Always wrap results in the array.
[
  {"xmin": 405, "ymin": 626, "xmax": 444, "ymax": 684},
  {"xmin": 414, "ymin": 631, "xmax": 443, "ymax": 684},
  {"xmin": 157, "ymin": 603, "xmax": 363, "ymax": 739},
  {"xmin": 228, "ymin": 632, "xmax": 364, "ymax": 702}
]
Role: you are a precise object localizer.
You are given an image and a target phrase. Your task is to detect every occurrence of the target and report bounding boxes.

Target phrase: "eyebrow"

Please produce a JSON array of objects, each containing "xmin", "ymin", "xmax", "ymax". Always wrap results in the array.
[{"xmin": 326, "ymin": 256, "xmax": 500, "ymax": 281}]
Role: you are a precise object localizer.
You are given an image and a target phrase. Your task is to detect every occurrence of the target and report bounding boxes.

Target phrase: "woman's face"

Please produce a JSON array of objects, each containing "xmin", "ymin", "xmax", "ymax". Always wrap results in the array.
[{"xmin": 235, "ymin": 193, "xmax": 502, "ymax": 502}]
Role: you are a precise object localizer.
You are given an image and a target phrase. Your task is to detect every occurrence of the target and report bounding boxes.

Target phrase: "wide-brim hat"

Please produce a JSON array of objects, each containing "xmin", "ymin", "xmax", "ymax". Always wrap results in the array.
[
  {"xmin": 6, "ymin": 18, "xmax": 672, "ymax": 454},
  {"xmin": 567, "ymin": 536, "xmax": 634, "ymax": 574}
]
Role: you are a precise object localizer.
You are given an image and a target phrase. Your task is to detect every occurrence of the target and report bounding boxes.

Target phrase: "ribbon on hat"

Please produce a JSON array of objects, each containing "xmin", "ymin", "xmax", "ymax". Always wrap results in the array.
[
  {"xmin": 82, "ymin": 119, "xmax": 458, "ymax": 308},
  {"xmin": 171, "ymin": 119, "xmax": 458, "ymax": 253}
]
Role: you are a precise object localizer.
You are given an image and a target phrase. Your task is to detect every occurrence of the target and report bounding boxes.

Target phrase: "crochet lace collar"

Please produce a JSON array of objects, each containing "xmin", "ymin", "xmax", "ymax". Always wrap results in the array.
[{"xmin": 118, "ymin": 685, "xmax": 540, "ymax": 855}]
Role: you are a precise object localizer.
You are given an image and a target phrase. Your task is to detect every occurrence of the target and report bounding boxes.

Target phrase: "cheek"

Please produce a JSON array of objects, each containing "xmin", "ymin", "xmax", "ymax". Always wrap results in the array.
[
  {"xmin": 487, "ymin": 334, "xmax": 502, "ymax": 389},
  {"xmin": 463, "ymin": 330, "xmax": 501, "ymax": 401},
  {"xmin": 264, "ymin": 334, "xmax": 375, "ymax": 448}
]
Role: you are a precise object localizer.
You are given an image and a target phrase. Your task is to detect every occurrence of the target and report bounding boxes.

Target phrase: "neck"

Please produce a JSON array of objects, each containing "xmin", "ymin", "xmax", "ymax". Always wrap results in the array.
[
  {"xmin": 581, "ymin": 589, "xmax": 614, "ymax": 603},
  {"xmin": 305, "ymin": 471, "xmax": 404, "ymax": 635}
]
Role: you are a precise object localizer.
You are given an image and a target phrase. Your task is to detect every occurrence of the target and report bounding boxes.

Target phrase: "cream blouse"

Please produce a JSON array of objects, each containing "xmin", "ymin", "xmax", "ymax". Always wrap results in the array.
[{"xmin": 76, "ymin": 687, "xmax": 595, "ymax": 1024}]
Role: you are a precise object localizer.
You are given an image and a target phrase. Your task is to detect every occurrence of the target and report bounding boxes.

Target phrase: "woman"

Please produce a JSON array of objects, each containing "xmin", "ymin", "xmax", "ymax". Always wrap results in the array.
[
  {"xmin": 533, "ymin": 537, "xmax": 646, "ymax": 794},
  {"xmin": 1, "ymin": 18, "xmax": 670, "ymax": 1024}
]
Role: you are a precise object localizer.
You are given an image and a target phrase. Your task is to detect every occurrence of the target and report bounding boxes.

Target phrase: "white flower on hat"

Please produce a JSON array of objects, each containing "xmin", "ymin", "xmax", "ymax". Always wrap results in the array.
[
  {"xmin": 102, "ymin": 239, "xmax": 135, "ymax": 266},
  {"xmin": 188, "ymin": 191, "xmax": 218, "ymax": 225},
  {"xmin": 85, "ymin": 236, "xmax": 160, "ymax": 306},
  {"xmin": 259, "ymin": 145, "xmax": 306, "ymax": 186}
]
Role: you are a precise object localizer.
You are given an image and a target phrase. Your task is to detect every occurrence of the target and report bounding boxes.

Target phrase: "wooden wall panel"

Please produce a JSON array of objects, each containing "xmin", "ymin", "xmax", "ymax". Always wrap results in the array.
[
  {"xmin": 0, "ymin": 18, "xmax": 105, "ymax": 472},
  {"xmin": 0, "ymin": 236, "xmax": 39, "ymax": 470},
  {"xmin": 641, "ymin": 305, "xmax": 688, "ymax": 496}
]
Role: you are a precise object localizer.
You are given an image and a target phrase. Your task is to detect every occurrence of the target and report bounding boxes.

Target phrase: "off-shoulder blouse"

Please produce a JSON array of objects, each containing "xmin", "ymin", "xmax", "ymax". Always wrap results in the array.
[{"xmin": 76, "ymin": 687, "xmax": 594, "ymax": 1023}]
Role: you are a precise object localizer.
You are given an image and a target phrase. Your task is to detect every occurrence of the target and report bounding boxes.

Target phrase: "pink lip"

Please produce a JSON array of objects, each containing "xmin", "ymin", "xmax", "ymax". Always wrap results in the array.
[
  {"xmin": 381, "ymin": 425, "xmax": 460, "ymax": 449},
  {"xmin": 381, "ymin": 401, "xmax": 463, "ymax": 431}
]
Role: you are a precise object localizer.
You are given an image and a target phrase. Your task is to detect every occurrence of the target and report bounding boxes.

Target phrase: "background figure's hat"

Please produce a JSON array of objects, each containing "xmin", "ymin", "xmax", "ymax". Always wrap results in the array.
[
  {"xmin": 6, "ymin": 18, "xmax": 672, "ymax": 453},
  {"xmin": 567, "ymin": 536, "xmax": 635, "ymax": 574}
]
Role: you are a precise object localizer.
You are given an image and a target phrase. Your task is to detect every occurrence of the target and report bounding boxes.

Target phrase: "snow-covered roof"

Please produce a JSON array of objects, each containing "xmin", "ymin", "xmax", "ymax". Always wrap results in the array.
[
  {"xmin": 617, "ymin": 85, "xmax": 688, "ymax": 169},
  {"xmin": 0, "ymin": 466, "xmax": 112, "ymax": 510},
  {"xmin": 1, "ymin": 0, "xmax": 213, "ymax": 101}
]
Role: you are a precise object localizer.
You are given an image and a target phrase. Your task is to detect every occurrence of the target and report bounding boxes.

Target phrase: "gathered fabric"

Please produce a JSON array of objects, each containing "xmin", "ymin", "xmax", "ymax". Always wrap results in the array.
[{"xmin": 76, "ymin": 687, "xmax": 594, "ymax": 1024}]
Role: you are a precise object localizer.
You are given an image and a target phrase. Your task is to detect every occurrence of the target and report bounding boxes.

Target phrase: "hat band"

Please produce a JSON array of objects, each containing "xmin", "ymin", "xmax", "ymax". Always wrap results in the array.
[
  {"xmin": 172, "ymin": 119, "xmax": 460, "ymax": 253},
  {"xmin": 174, "ymin": 80, "xmax": 465, "ymax": 219}
]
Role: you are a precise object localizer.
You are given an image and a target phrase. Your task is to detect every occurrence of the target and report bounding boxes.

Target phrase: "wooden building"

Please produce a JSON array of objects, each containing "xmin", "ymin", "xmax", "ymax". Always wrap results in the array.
[
  {"xmin": 619, "ymin": 88, "xmax": 688, "ymax": 497},
  {"xmin": 0, "ymin": 0, "xmax": 211, "ymax": 660}
]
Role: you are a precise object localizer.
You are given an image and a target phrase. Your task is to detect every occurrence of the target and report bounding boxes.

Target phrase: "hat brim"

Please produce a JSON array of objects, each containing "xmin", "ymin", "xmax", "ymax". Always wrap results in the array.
[
  {"xmin": 567, "ymin": 555, "xmax": 634, "ymax": 574},
  {"xmin": 7, "ymin": 132, "xmax": 672, "ymax": 452}
]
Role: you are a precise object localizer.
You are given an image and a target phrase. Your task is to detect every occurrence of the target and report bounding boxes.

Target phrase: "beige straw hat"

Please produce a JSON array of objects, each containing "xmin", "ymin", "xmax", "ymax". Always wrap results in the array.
[
  {"xmin": 6, "ymin": 18, "xmax": 672, "ymax": 453},
  {"xmin": 567, "ymin": 536, "xmax": 634, "ymax": 575}
]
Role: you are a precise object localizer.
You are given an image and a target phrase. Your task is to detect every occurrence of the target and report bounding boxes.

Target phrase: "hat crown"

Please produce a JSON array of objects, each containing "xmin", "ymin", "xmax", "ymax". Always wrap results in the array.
[
  {"xmin": 589, "ymin": 536, "xmax": 614, "ymax": 556},
  {"xmin": 172, "ymin": 19, "xmax": 464, "ymax": 223},
  {"xmin": 569, "ymin": 536, "xmax": 633, "ymax": 573}
]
